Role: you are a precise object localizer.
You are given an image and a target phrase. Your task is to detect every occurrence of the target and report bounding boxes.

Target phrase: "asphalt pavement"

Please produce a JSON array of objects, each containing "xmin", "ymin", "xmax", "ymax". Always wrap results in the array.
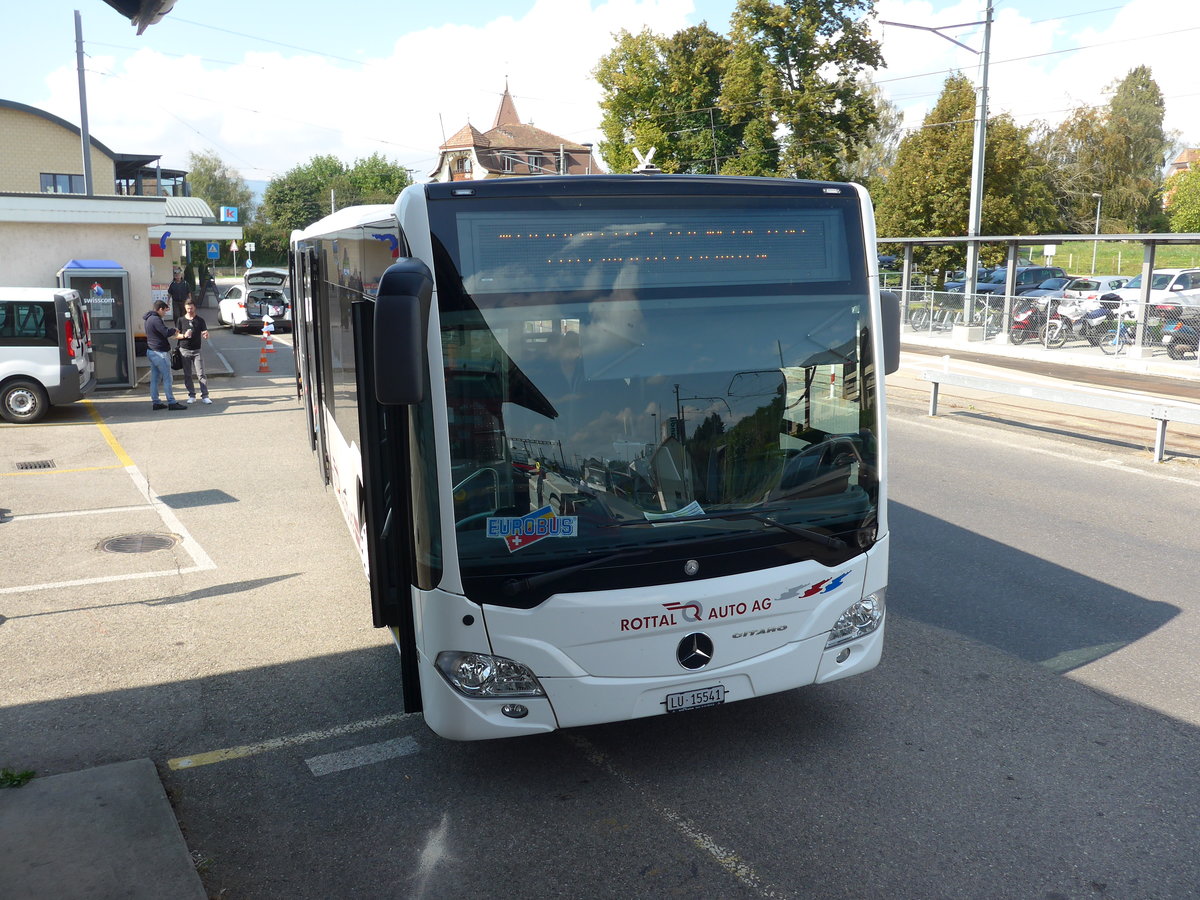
[{"xmin": 1, "ymin": 315, "xmax": 1197, "ymax": 899}]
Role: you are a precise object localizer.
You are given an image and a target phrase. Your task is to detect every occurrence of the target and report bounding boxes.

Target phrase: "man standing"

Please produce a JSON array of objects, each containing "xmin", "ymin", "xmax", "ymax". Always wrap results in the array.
[
  {"xmin": 167, "ymin": 269, "xmax": 191, "ymax": 320},
  {"xmin": 175, "ymin": 299, "xmax": 212, "ymax": 404},
  {"xmin": 142, "ymin": 300, "xmax": 188, "ymax": 411}
]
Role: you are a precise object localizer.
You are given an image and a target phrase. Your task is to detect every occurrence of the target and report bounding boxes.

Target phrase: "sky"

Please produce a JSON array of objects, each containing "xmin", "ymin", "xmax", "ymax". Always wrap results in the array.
[{"xmin": 5, "ymin": 0, "xmax": 1198, "ymax": 188}]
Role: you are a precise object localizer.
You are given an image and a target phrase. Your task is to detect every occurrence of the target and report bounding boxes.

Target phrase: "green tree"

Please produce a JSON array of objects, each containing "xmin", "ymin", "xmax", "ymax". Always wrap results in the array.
[
  {"xmin": 187, "ymin": 150, "xmax": 254, "ymax": 223},
  {"xmin": 1107, "ymin": 65, "xmax": 1169, "ymax": 231},
  {"xmin": 595, "ymin": 26, "xmax": 735, "ymax": 174},
  {"xmin": 256, "ymin": 154, "xmax": 411, "ymax": 256},
  {"xmin": 722, "ymin": 0, "xmax": 883, "ymax": 180},
  {"xmin": 1164, "ymin": 168, "xmax": 1200, "ymax": 233},
  {"xmin": 838, "ymin": 80, "xmax": 903, "ymax": 192},
  {"xmin": 594, "ymin": 1, "xmax": 882, "ymax": 179},
  {"xmin": 876, "ymin": 74, "xmax": 1058, "ymax": 280}
]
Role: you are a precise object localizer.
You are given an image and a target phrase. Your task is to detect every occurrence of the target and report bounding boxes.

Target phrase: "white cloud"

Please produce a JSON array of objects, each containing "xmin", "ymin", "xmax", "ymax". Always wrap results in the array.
[
  {"xmin": 39, "ymin": 0, "xmax": 696, "ymax": 180},
  {"xmin": 874, "ymin": 0, "xmax": 1199, "ymax": 152}
]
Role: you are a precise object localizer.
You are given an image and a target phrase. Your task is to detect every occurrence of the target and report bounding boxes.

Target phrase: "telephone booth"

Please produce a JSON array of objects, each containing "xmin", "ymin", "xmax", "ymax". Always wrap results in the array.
[{"xmin": 58, "ymin": 260, "xmax": 134, "ymax": 388}]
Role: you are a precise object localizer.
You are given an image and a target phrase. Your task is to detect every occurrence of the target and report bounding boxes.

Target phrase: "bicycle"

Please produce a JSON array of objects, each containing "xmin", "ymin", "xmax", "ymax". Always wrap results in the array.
[{"xmin": 1098, "ymin": 318, "xmax": 1137, "ymax": 356}]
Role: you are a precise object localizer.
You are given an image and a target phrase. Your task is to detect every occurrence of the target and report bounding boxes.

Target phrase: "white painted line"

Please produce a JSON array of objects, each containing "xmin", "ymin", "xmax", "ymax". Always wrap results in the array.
[
  {"xmin": 168, "ymin": 712, "xmax": 416, "ymax": 770},
  {"xmin": 305, "ymin": 735, "xmax": 419, "ymax": 777},
  {"xmin": 7, "ymin": 505, "xmax": 151, "ymax": 522},
  {"xmin": 567, "ymin": 734, "xmax": 793, "ymax": 900},
  {"xmin": 0, "ymin": 566, "xmax": 210, "ymax": 595},
  {"xmin": 124, "ymin": 465, "xmax": 217, "ymax": 572}
]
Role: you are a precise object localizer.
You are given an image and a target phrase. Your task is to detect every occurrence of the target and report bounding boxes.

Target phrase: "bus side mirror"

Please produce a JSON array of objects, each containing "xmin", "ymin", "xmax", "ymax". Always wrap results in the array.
[
  {"xmin": 374, "ymin": 259, "xmax": 432, "ymax": 405},
  {"xmin": 880, "ymin": 290, "xmax": 901, "ymax": 375}
]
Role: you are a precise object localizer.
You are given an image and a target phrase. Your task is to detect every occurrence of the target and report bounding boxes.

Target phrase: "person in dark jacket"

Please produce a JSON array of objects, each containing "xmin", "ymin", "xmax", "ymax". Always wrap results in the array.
[{"xmin": 143, "ymin": 300, "xmax": 188, "ymax": 410}]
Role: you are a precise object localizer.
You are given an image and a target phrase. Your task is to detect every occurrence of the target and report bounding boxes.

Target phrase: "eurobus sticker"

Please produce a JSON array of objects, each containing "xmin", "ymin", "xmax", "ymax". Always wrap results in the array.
[{"xmin": 487, "ymin": 506, "xmax": 578, "ymax": 552}]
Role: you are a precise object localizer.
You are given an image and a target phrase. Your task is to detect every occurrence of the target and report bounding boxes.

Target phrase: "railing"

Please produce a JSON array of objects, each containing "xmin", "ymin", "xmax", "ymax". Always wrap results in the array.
[{"xmin": 921, "ymin": 368, "xmax": 1200, "ymax": 462}]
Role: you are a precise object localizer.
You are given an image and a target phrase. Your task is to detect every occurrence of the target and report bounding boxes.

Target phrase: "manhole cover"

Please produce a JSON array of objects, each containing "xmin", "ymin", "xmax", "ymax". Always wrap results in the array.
[
  {"xmin": 15, "ymin": 460, "xmax": 55, "ymax": 470},
  {"xmin": 99, "ymin": 533, "xmax": 178, "ymax": 554}
]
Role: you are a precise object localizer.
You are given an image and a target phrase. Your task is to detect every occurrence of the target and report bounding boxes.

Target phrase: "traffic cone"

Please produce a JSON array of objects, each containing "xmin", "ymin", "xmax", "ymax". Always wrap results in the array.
[
  {"xmin": 262, "ymin": 327, "xmax": 276, "ymax": 353},
  {"xmin": 257, "ymin": 342, "xmax": 271, "ymax": 373}
]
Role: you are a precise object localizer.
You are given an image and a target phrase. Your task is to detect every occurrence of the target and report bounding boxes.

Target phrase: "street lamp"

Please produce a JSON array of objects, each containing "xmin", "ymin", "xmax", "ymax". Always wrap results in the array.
[{"xmin": 1091, "ymin": 192, "xmax": 1103, "ymax": 274}]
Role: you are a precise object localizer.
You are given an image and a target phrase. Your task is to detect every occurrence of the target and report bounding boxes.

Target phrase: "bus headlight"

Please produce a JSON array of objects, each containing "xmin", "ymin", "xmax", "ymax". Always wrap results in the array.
[
  {"xmin": 435, "ymin": 651, "xmax": 546, "ymax": 698},
  {"xmin": 825, "ymin": 590, "xmax": 885, "ymax": 649}
]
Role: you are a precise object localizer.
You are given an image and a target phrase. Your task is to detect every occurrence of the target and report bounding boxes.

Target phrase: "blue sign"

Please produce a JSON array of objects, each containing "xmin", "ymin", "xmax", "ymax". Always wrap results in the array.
[
  {"xmin": 206, "ymin": 242, "xmax": 220, "ymax": 259},
  {"xmin": 219, "ymin": 206, "xmax": 239, "ymax": 223}
]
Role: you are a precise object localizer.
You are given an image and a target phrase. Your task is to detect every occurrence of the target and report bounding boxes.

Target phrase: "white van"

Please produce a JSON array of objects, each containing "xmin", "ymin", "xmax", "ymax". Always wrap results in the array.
[{"xmin": 0, "ymin": 288, "xmax": 96, "ymax": 423}]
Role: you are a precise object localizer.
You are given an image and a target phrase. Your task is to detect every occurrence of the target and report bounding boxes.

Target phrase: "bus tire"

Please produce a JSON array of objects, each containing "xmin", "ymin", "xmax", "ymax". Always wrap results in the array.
[{"xmin": 1, "ymin": 378, "xmax": 49, "ymax": 423}]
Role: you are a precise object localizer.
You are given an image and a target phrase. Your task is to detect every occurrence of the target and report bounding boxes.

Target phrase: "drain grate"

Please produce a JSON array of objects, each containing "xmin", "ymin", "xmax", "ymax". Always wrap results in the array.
[
  {"xmin": 100, "ymin": 533, "xmax": 178, "ymax": 554},
  {"xmin": 15, "ymin": 460, "xmax": 55, "ymax": 470}
]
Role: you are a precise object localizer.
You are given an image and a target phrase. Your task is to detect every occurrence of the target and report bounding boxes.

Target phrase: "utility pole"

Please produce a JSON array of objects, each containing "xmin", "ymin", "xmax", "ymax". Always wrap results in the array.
[
  {"xmin": 882, "ymin": 0, "xmax": 993, "ymax": 304},
  {"xmin": 75, "ymin": 10, "xmax": 94, "ymax": 197}
]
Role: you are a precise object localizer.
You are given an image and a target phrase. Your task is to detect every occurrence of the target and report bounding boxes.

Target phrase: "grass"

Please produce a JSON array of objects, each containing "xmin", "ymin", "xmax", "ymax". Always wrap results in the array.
[
  {"xmin": 1042, "ymin": 243, "xmax": 1200, "ymax": 277},
  {"xmin": 0, "ymin": 767, "xmax": 36, "ymax": 788},
  {"xmin": 882, "ymin": 241, "xmax": 1200, "ymax": 283}
]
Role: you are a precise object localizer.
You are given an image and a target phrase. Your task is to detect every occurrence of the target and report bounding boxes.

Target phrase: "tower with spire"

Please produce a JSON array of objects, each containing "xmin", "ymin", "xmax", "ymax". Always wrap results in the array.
[{"xmin": 431, "ymin": 84, "xmax": 602, "ymax": 182}]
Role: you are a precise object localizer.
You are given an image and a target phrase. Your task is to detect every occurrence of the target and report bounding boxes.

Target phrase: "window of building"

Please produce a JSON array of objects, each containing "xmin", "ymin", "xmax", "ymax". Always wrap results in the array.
[
  {"xmin": 455, "ymin": 156, "xmax": 472, "ymax": 175},
  {"xmin": 527, "ymin": 153, "xmax": 545, "ymax": 174},
  {"xmin": 503, "ymin": 155, "xmax": 515, "ymax": 174},
  {"xmin": 40, "ymin": 173, "xmax": 86, "ymax": 194}
]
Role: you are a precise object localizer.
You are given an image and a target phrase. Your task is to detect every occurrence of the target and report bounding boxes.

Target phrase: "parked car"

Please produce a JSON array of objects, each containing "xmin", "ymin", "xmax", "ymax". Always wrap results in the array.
[
  {"xmin": 1022, "ymin": 276, "xmax": 1076, "ymax": 299},
  {"xmin": 1061, "ymin": 275, "xmax": 1129, "ymax": 301},
  {"xmin": 877, "ymin": 253, "xmax": 898, "ymax": 270},
  {"xmin": 974, "ymin": 266, "xmax": 1067, "ymax": 296},
  {"xmin": 218, "ymin": 268, "xmax": 292, "ymax": 334},
  {"xmin": 944, "ymin": 268, "xmax": 994, "ymax": 292},
  {"xmin": 1108, "ymin": 268, "xmax": 1200, "ymax": 312},
  {"xmin": 0, "ymin": 287, "xmax": 96, "ymax": 423}
]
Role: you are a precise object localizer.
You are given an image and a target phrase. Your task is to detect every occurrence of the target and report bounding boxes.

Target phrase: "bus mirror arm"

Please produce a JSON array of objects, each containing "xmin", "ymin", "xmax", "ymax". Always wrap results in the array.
[
  {"xmin": 880, "ymin": 290, "xmax": 901, "ymax": 375},
  {"xmin": 374, "ymin": 259, "xmax": 433, "ymax": 405}
]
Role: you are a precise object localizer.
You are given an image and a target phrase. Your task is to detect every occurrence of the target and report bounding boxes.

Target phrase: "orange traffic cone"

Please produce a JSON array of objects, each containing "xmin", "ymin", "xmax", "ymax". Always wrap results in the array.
[
  {"xmin": 262, "ymin": 328, "xmax": 276, "ymax": 353},
  {"xmin": 257, "ymin": 342, "xmax": 271, "ymax": 373}
]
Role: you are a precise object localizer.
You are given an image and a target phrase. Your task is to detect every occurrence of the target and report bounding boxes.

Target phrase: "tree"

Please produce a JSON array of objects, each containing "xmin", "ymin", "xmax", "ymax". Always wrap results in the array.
[
  {"xmin": 875, "ymin": 74, "xmax": 1058, "ymax": 280},
  {"xmin": 187, "ymin": 150, "xmax": 254, "ymax": 223},
  {"xmin": 595, "ymin": 26, "xmax": 737, "ymax": 174},
  {"xmin": 1107, "ymin": 66, "xmax": 1169, "ymax": 231},
  {"xmin": 256, "ymin": 154, "xmax": 412, "ymax": 257},
  {"xmin": 594, "ymin": 1, "xmax": 882, "ymax": 179},
  {"xmin": 722, "ymin": 0, "xmax": 883, "ymax": 180},
  {"xmin": 1164, "ymin": 168, "xmax": 1200, "ymax": 233},
  {"xmin": 838, "ymin": 80, "xmax": 903, "ymax": 192}
]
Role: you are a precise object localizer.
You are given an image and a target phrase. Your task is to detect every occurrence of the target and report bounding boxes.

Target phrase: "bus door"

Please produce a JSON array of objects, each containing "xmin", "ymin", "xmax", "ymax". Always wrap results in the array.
[
  {"xmin": 298, "ymin": 248, "xmax": 331, "ymax": 485},
  {"xmin": 351, "ymin": 295, "xmax": 422, "ymax": 713}
]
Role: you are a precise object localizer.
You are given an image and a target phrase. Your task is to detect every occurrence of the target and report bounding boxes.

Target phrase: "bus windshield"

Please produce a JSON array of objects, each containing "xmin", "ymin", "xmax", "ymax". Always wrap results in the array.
[{"xmin": 430, "ymin": 192, "xmax": 879, "ymax": 600}]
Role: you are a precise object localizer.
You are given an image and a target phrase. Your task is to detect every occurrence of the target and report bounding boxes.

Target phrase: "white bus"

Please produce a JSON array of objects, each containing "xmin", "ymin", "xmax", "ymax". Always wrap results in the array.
[{"xmin": 291, "ymin": 175, "xmax": 900, "ymax": 741}]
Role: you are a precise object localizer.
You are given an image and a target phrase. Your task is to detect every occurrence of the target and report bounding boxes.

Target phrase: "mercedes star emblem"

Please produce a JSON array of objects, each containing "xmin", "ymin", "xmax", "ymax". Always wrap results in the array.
[{"xmin": 677, "ymin": 632, "xmax": 714, "ymax": 670}]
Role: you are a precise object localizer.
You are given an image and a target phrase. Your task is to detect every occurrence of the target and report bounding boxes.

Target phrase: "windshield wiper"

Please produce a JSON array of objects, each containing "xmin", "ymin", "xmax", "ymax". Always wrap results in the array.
[
  {"xmin": 608, "ymin": 509, "xmax": 846, "ymax": 550},
  {"xmin": 503, "ymin": 548, "xmax": 652, "ymax": 597}
]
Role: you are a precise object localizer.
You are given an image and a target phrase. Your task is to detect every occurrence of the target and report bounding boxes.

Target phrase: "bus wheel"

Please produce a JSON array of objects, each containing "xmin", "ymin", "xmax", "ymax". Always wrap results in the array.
[{"xmin": 1, "ymin": 379, "xmax": 49, "ymax": 423}]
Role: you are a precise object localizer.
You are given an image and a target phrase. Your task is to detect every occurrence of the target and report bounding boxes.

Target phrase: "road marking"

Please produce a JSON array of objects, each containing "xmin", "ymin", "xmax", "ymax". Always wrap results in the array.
[
  {"xmin": 6, "ymin": 504, "xmax": 151, "ymax": 521},
  {"xmin": 0, "ymin": 464, "xmax": 126, "ymax": 477},
  {"xmin": 1041, "ymin": 642, "xmax": 1130, "ymax": 674},
  {"xmin": 893, "ymin": 416, "xmax": 1200, "ymax": 488},
  {"xmin": 123, "ymin": 464, "xmax": 216, "ymax": 571},
  {"xmin": 305, "ymin": 735, "xmax": 419, "ymax": 777},
  {"xmin": 566, "ymin": 734, "xmax": 793, "ymax": 899},
  {"xmin": 168, "ymin": 712, "xmax": 414, "ymax": 770},
  {"xmin": 84, "ymin": 399, "xmax": 134, "ymax": 466},
  {"xmin": 0, "ymin": 566, "xmax": 210, "ymax": 596}
]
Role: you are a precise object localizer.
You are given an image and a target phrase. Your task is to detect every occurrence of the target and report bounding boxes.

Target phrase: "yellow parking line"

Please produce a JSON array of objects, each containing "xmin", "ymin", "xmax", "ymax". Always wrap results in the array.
[
  {"xmin": 83, "ymin": 399, "xmax": 134, "ymax": 467},
  {"xmin": 167, "ymin": 713, "xmax": 411, "ymax": 770}
]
